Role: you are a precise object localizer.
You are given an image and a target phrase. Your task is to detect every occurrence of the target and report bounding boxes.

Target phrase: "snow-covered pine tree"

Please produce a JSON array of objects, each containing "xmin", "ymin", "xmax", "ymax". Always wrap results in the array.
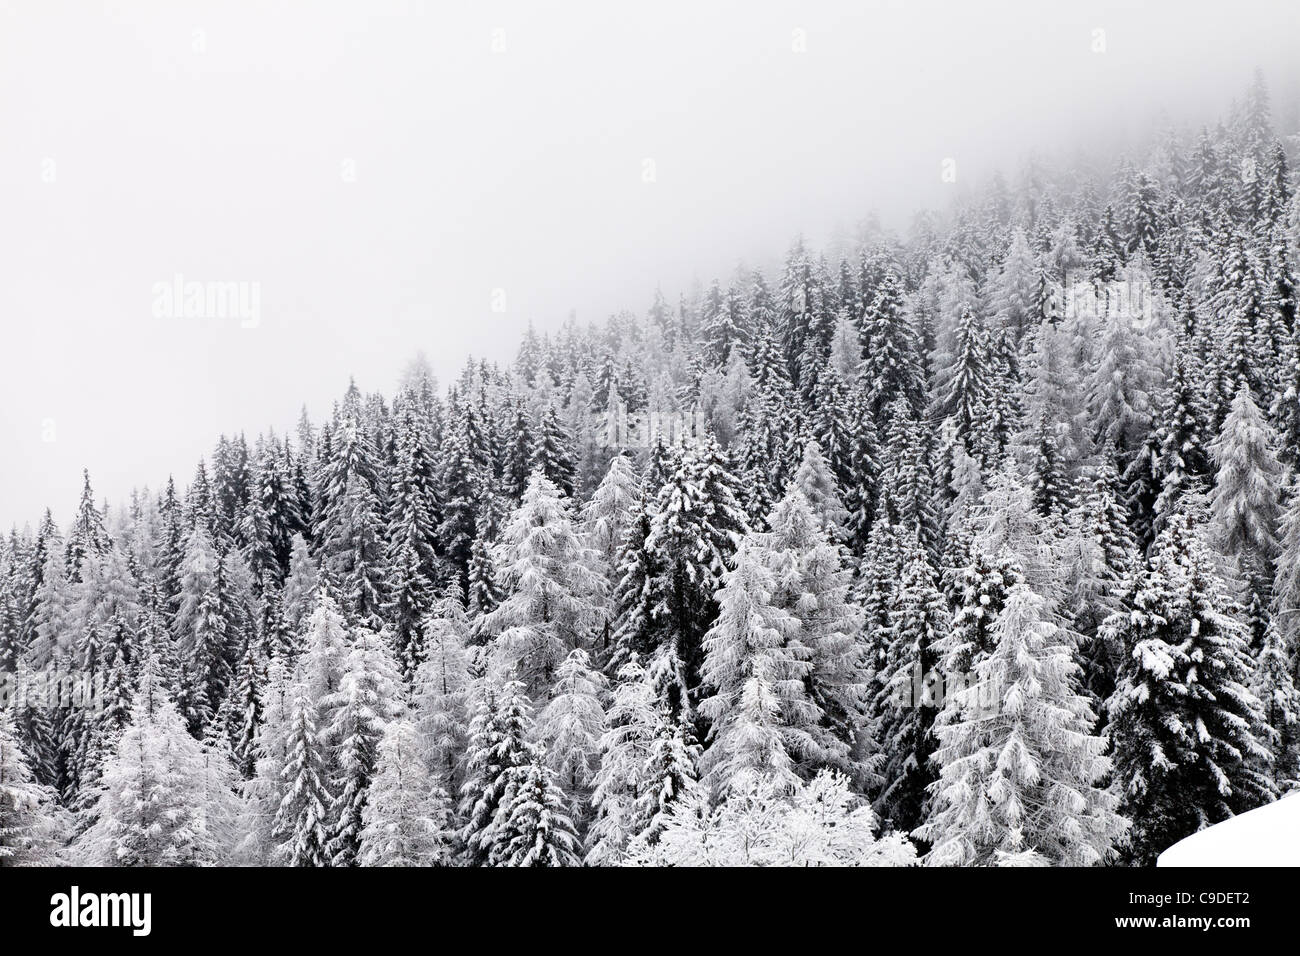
[
  {"xmin": 645, "ymin": 435, "xmax": 750, "ymax": 703},
  {"xmin": 383, "ymin": 402, "xmax": 442, "ymax": 678},
  {"xmin": 228, "ymin": 639, "xmax": 263, "ymax": 778},
  {"xmin": 65, "ymin": 469, "xmax": 110, "ymax": 583},
  {"xmin": 919, "ymin": 583, "xmax": 1125, "ymax": 866},
  {"xmin": 492, "ymin": 743, "xmax": 582, "ymax": 867},
  {"xmin": 631, "ymin": 703, "xmax": 701, "ymax": 847},
  {"xmin": 842, "ymin": 385, "xmax": 882, "ymax": 553},
  {"xmin": 297, "ymin": 589, "xmax": 351, "ymax": 734},
  {"xmin": 625, "ymin": 769, "xmax": 917, "ymax": 867},
  {"xmin": 758, "ymin": 489, "xmax": 868, "ymax": 777},
  {"xmin": 531, "ymin": 404, "xmax": 577, "ymax": 500},
  {"xmin": 580, "ymin": 453, "xmax": 642, "ymax": 652},
  {"xmin": 580, "ymin": 452, "xmax": 642, "ymax": 584},
  {"xmin": 698, "ymin": 539, "xmax": 815, "ymax": 796},
  {"xmin": 171, "ymin": 526, "xmax": 227, "ymax": 731},
  {"xmin": 413, "ymin": 597, "xmax": 473, "ymax": 795},
  {"xmin": 1061, "ymin": 456, "xmax": 1138, "ymax": 708},
  {"xmin": 80, "ymin": 656, "xmax": 235, "ymax": 866},
  {"xmin": 875, "ymin": 535, "xmax": 948, "ymax": 835},
  {"xmin": 1252, "ymin": 619, "xmax": 1299, "ymax": 787},
  {"xmin": 1086, "ymin": 309, "xmax": 1160, "ymax": 465},
  {"xmin": 237, "ymin": 658, "xmax": 294, "ymax": 864},
  {"xmin": 1209, "ymin": 382, "xmax": 1284, "ymax": 631},
  {"xmin": 326, "ymin": 627, "xmax": 404, "ymax": 866},
  {"xmin": 990, "ymin": 227, "xmax": 1039, "ymax": 343},
  {"xmin": 316, "ymin": 414, "xmax": 388, "ymax": 628},
  {"xmin": 936, "ymin": 546, "xmax": 1025, "ymax": 676},
  {"xmin": 358, "ymin": 719, "xmax": 452, "ymax": 866},
  {"xmin": 280, "ymin": 533, "xmax": 318, "ymax": 636},
  {"xmin": 1103, "ymin": 511, "xmax": 1276, "ymax": 864},
  {"xmin": 28, "ymin": 546, "xmax": 74, "ymax": 673},
  {"xmin": 535, "ymin": 648, "xmax": 607, "ymax": 809},
  {"xmin": 480, "ymin": 469, "xmax": 603, "ymax": 699},
  {"xmin": 1273, "ymin": 473, "xmax": 1300, "ymax": 653},
  {"xmin": 0, "ymin": 708, "xmax": 61, "ymax": 865},
  {"xmin": 860, "ymin": 272, "xmax": 926, "ymax": 427},
  {"xmin": 586, "ymin": 657, "xmax": 659, "ymax": 864},
  {"xmin": 271, "ymin": 684, "xmax": 332, "ymax": 867},
  {"xmin": 936, "ymin": 306, "xmax": 993, "ymax": 463},
  {"xmin": 605, "ymin": 487, "xmax": 663, "ymax": 677},
  {"xmin": 791, "ymin": 440, "xmax": 851, "ymax": 543},
  {"xmin": 9, "ymin": 658, "xmax": 58, "ymax": 790},
  {"xmin": 1029, "ymin": 412, "xmax": 1071, "ymax": 517},
  {"xmin": 459, "ymin": 678, "xmax": 533, "ymax": 865},
  {"xmin": 1153, "ymin": 337, "xmax": 1212, "ymax": 527}
]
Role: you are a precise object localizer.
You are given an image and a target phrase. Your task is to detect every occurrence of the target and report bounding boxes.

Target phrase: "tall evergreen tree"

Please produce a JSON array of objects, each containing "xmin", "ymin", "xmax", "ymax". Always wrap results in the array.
[
  {"xmin": 1103, "ymin": 512, "xmax": 1276, "ymax": 864},
  {"xmin": 920, "ymin": 583, "xmax": 1125, "ymax": 866}
]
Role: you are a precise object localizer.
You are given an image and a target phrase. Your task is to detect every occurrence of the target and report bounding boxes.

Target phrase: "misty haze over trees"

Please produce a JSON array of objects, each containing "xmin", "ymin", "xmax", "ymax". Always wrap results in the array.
[{"xmin": 3, "ymin": 71, "xmax": 1300, "ymax": 867}]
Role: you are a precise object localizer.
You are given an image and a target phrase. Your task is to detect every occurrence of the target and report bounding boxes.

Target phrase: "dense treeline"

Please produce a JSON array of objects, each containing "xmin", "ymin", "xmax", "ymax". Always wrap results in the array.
[{"xmin": 1, "ymin": 73, "xmax": 1299, "ymax": 866}]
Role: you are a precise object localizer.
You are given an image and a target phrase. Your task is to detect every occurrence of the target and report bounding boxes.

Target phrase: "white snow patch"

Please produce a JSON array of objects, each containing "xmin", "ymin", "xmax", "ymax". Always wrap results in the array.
[{"xmin": 1157, "ymin": 793, "xmax": 1300, "ymax": 867}]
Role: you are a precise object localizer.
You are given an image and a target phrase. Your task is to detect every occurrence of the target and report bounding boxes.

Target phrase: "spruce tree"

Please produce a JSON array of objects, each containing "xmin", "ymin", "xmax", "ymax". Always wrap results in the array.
[
  {"xmin": 920, "ymin": 583, "xmax": 1125, "ymax": 866},
  {"xmin": 316, "ymin": 415, "xmax": 388, "ymax": 627},
  {"xmin": 698, "ymin": 540, "xmax": 815, "ymax": 796},
  {"xmin": 358, "ymin": 719, "xmax": 452, "ymax": 866},
  {"xmin": 531, "ymin": 404, "xmax": 577, "ymax": 500},
  {"xmin": 413, "ymin": 598, "xmax": 473, "ymax": 795},
  {"xmin": 1209, "ymin": 383, "xmax": 1284, "ymax": 613},
  {"xmin": 1103, "ymin": 512, "xmax": 1275, "ymax": 864},
  {"xmin": 0, "ymin": 708, "xmax": 60, "ymax": 865},
  {"xmin": 875, "ymin": 537, "xmax": 948, "ymax": 835},
  {"xmin": 493, "ymin": 744, "xmax": 582, "ymax": 867},
  {"xmin": 326, "ymin": 628, "xmax": 403, "ymax": 866},
  {"xmin": 535, "ymin": 648, "xmax": 607, "ymax": 807},
  {"xmin": 272, "ymin": 685, "xmax": 332, "ymax": 867},
  {"xmin": 65, "ymin": 470, "xmax": 109, "ymax": 583},
  {"xmin": 459, "ymin": 679, "xmax": 533, "ymax": 865},
  {"xmin": 480, "ymin": 470, "xmax": 603, "ymax": 698},
  {"xmin": 645, "ymin": 435, "xmax": 750, "ymax": 702}
]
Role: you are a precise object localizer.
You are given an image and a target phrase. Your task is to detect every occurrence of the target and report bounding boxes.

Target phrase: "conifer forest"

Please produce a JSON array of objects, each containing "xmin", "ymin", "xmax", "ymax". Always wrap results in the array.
[{"xmin": 3, "ymin": 16, "xmax": 1300, "ymax": 871}]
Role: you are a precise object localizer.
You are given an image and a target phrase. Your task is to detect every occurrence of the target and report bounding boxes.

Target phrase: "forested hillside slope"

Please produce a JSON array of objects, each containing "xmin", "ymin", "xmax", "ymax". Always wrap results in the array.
[{"xmin": 2, "ymin": 73, "xmax": 1298, "ymax": 868}]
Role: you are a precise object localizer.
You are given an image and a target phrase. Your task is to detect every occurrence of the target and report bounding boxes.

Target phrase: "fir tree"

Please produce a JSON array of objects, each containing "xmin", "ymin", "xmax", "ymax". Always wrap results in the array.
[
  {"xmin": 531, "ymin": 404, "xmax": 577, "ymax": 500},
  {"xmin": 326, "ymin": 628, "xmax": 403, "ymax": 866},
  {"xmin": 358, "ymin": 719, "xmax": 452, "ymax": 866},
  {"xmin": 698, "ymin": 540, "xmax": 815, "ymax": 796},
  {"xmin": 920, "ymin": 583, "xmax": 1125, "ymax": 866},
  {"xmin": 0, "ymin": 708, "xmax": 60, "ymax": 865},
  {"xmin": 480, "ymin": 470, "xmax": 603, "ymax": 699},
  {"xmin": 1209, "ymin": 383, "xmax": 1284, "ymax": 601},
  {"xmin": 459, "ymin": 679, "xmax": 533, "ymax": 865},
  {"xmin": 1103, "ymin": 512, "xmax": 1276, "ymax": 864},
  {"xmin": 413, "ymin": 598, "xmax": 473, "ymax": 795},
  {"xmin": 272, "ymin": 685, "xmax": 332, "ymax": 867},
  {"xmin": 535, "ymin": 648, "xmax": 607, "ymax": 807},
  {"xmin": 492, "ymin": 744, "xmax": 582, "ymax": 867}
]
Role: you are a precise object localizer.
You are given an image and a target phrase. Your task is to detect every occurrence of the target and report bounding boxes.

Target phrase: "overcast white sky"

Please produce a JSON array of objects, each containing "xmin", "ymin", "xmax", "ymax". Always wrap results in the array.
[{"xmin": 2, "ymin": 0, "xmax": 1297, "ymax": 530}]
